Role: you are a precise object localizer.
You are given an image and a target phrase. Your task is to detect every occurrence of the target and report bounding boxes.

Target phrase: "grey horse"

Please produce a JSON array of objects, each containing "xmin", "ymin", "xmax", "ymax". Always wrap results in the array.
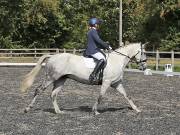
[{"xmin": 21, "ymin": 43, "xmax": 147, "ymax": 115}]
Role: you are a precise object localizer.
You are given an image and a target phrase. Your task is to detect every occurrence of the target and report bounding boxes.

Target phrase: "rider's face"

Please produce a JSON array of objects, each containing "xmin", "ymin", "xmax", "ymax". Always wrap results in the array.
[{"xmin": 95, "ymin": 24, "xmax": 99, "ymax": 29}]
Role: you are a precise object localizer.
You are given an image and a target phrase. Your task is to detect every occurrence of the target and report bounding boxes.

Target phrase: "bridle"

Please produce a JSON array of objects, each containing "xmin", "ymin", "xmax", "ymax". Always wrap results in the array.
[{"xmin": 112, "ymin": 44, "xmax": 147, "ymax": 64}]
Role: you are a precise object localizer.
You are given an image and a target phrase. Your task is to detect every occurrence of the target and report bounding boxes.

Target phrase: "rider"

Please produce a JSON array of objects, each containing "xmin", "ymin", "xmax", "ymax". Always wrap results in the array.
[{"xmin": 84, "ymin": 17, "xmax": 112, "ymax": 83}]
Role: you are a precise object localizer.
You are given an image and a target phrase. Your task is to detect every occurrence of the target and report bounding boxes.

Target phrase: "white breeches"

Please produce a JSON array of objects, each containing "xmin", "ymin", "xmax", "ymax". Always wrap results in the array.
[{"xmin": 91, "ymin": 52, "xmax": 106, "ymax": 60}]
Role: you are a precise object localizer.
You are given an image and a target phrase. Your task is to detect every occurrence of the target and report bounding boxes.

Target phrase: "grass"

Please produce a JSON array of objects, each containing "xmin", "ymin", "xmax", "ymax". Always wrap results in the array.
[
  {"xmin": 0, "ymin": 57, "xmax": 38, "ymax": 63},
  {"xmin": 131, "ymin": 61, "xmax": 180, "ymax": 72},
  {"xmin": 147, "ymin": 58, "xmax": 180, "ymax": 65},
  {"xmin": 147, "ymin": 59, "xmax": 180, "ymax": 72},
  {"xmin": 131, "ymin": 65, "xmax": 180, "ymax": 72}
]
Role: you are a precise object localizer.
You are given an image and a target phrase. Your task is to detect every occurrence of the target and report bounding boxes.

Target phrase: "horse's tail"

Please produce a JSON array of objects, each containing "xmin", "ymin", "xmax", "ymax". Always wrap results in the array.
[{"xmin": 20, "ymin": 54, "xmax": 51, "ymax": 93}]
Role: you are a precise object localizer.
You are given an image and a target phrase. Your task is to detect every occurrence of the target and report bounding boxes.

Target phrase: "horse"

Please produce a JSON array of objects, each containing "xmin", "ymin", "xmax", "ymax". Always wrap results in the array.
[{"xmin": 20, "ymin": 43, "xmax": 147, "ymax": 115}]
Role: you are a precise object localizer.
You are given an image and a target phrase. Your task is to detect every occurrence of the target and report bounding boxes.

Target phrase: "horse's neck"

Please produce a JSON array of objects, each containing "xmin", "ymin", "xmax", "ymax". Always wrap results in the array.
[
  {"xmin": 115, "ymin": 45, "xmax": 137, "ymax": 58},
  {"xmin": 112, "ymin": 45, "xmax": 138, "ymax": 69}
]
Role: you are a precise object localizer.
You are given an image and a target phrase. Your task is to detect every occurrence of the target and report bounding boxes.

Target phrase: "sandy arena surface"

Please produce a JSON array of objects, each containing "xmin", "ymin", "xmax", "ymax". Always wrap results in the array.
[{"xmin": 0, "ymin": 67, "xmax": 179, "ymax": 135}]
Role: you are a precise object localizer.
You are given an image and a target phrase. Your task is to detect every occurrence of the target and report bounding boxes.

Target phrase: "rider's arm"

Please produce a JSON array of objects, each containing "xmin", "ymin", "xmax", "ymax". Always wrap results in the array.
[{"xmin": 92, "ymin": 30, "xmax": 109, "ymax": 49}]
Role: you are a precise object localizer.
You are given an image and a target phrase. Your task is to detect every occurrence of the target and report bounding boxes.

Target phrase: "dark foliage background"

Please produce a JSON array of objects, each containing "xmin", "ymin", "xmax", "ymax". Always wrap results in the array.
[{"xmin": 0, "ymin": 0, "xmax": 179, "ymax": 51}]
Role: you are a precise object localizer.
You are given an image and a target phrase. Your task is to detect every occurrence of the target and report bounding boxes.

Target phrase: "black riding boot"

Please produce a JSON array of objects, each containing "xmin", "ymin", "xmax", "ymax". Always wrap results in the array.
[{"xmin": 89, "ymin": 59, "xmax": 105, "ymax": 83}]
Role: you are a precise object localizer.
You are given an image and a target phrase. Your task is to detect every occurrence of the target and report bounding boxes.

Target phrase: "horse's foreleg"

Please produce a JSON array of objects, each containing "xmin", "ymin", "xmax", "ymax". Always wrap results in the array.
[
  {"xmin": 51, "ymin": 78, "xmax": 66, "ymax": 114},
  {"xmin": 116, "ymin": 84, "xmax": 141, "ymax": 113},
  {"xmin": 92, "ymin": 80, "xmax": 111, "ymax": 115},
  {"xmin": 24, "ymin": 81, "xmax": 53, "ymax": 113}
]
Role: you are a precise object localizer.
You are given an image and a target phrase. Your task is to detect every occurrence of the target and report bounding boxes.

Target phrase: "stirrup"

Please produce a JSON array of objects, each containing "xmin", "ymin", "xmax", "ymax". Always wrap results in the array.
[{"xmin": 89, "ymin": 74, "xmax": 98, "ymax": 84}]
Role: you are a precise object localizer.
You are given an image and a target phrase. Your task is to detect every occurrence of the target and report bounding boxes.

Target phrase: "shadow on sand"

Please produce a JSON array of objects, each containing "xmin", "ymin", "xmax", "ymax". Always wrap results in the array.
[{"xmin": 43, "ymin": 105, "xmax": 133, "ymax": 114}]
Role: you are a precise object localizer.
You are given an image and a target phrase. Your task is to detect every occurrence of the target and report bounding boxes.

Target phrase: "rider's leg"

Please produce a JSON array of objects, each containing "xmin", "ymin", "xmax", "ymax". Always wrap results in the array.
[
  {"xmin": 89, "ymin": 59, "xmax": 104, "ymax": 81},
  {"xmin": 89, "ymin": 52, "xmax": 106, "ymax": 82}
]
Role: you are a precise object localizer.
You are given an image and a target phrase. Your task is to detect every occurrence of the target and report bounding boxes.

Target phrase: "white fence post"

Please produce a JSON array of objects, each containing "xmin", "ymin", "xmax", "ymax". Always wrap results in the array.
[
  {"xmin": 34, "ymin": 48, "xmax": 37, "ymax": 58},
  {"xmin": 10, "ymin": 50, "xmax": 12, "ymax": 58},
  {"xmin": 128, "ymin": 63, "xmax": 132, "ymax": 69},
  {"xmin": 156, "ymin": 50, "xmax": 159, "ymax": 71},
  {"xmin": 73, "ymin": 48, "xmax": 76, "ymax": 54},
  {"xmin": 63, "ymin": 48, "xmax": 66, "ymax": 53},
  {"xmin": 171, "ymin": 50, "xmax": 174, "ymax": 71},
  {"xmin": 56, "ymin": 48, "xmax": 59, "ymax": 53}
]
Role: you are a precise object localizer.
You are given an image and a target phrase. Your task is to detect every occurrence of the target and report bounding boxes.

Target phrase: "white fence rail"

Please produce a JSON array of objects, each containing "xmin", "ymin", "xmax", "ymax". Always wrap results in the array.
[
  {"xmin": 0, "ymin": 48, "xmax": 83, "ymax": 57},
  {"xmin": 0, "ymin": 48, "xmax": 180, "ymax": 71}
]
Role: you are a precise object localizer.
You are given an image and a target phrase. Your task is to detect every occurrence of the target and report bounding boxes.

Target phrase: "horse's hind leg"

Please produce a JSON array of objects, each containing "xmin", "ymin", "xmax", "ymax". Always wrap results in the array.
[
  {"xmin": 24, "ymin": 81, "xmax": 53, "ymax": 113},
  {"xmin": 116, "ymin": 84, "xmax": 141, "ymax": 113},
  {"xmin": 51, "ymin": 78, "xmax": 66, "ymax": 114}
]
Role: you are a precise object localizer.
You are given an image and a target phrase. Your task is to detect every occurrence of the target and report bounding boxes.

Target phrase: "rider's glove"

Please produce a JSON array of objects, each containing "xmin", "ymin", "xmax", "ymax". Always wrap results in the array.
[{"xmin": 108, "ymin": 46, "xmax": 112, "ymax": 50}]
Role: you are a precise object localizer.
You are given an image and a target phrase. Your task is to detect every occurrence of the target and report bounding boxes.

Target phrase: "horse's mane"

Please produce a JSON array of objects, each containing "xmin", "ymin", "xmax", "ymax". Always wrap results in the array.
[{"xmin": 114, "ymin": 42, "xmax": 141, "ymax": 51}]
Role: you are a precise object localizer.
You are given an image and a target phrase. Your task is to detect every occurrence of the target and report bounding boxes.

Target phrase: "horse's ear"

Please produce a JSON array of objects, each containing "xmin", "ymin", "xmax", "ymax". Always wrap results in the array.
[{"xmin": 142, "ymin": 42, "xmax": 149, "ymax": 48}]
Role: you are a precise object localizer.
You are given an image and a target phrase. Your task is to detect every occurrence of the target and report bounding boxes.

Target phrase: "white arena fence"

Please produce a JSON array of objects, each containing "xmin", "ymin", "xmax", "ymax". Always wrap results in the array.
[{"xmin": 0, "ymin": 48, "xmax": 180, "ymax": 73}]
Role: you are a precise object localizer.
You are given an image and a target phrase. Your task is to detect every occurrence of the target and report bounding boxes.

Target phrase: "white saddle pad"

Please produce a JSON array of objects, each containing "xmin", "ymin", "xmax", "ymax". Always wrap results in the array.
[{"xmin": 83, "ymin": 58, "xmax": 96, "ymax": 69}]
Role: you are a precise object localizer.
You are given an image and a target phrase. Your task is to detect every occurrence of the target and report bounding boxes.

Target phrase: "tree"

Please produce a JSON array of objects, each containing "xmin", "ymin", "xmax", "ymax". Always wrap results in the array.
[
  {"xmin": 0, "ymin": 0, "xmax": 70, "ymax": 48},
  {"xmin": 158, "ymin": 0, "xmax": 180, "ymax": 51},
  {"xmin": 0, "ymin": 0, "xmax": 179, "ymax": 50},
  {"xmin": 0, "ymin": 0, "xmax": 24, "ymax": 48},
  {"xmin": 18, "ymin": 0, "xmax": 70, "ymax": 48}
]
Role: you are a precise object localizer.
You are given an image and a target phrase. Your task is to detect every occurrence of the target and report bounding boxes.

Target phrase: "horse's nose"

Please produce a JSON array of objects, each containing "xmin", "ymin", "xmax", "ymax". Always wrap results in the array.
[
  {"xmin": 139, "ymin": 62, "xmax": 147, "ymax": 71},
  {"xmin": 142, "ymin": 62, "xmax": 147, "ymax": 71}
]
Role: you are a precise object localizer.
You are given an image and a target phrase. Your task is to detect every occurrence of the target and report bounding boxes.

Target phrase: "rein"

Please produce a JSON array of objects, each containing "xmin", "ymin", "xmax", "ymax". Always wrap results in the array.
[
  {"xmin": 113, "ymin": 50, "xmax": 132, "ymax": 59},
  {"xmin": 113, "ymin": 50, "xmax": 140, "ymax": 63}
]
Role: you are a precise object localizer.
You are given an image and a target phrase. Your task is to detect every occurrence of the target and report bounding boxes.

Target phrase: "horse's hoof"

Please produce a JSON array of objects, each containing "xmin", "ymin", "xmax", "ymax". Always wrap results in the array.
[
  {"xmin": 94, "ymin": 111, "xmax": 100, "ymax": 115},
  {"xmin": 24, "ymin": 108, "xmax": 29, "ymax": 113},
  {"xmin": 55, "ymin": 110, "xmax": 65, "ymax": 114},
  {"xmin": 136, "ymin": 109, "xmax": 141, "ymax": 113}
]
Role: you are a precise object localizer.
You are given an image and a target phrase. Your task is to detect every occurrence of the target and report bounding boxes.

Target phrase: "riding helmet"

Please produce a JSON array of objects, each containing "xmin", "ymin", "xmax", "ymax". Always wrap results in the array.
[{"xmin": 89, "ymin": 18, "xmax": 103, "ymax": 26}]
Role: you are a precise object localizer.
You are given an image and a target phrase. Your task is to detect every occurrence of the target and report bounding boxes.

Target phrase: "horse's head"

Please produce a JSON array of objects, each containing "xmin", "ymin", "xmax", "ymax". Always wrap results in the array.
[
  {"xmin": 113, "ymin": 42, "xmax": 147, "ymax": 71},
  {"xmin": 133, "ymin": 43, "xmax": 147, "ymax": 71}
]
